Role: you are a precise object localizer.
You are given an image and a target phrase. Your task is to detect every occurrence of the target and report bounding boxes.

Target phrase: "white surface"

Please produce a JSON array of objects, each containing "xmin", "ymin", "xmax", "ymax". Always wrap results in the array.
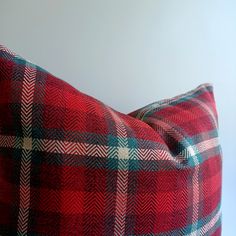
[{"xmin": 1, "ymin": 1, "xmax": 235, "ymax": 235}]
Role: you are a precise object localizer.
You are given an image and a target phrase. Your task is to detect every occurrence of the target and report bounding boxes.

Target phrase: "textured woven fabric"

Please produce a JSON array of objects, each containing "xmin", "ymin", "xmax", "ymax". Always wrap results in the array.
[{"xmin": 0, "ymin": 45, "xmax": 222, "ymax": 236}]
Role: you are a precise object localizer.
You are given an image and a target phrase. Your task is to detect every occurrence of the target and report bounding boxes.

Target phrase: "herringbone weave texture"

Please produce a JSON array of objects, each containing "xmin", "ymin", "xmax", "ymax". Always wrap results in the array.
[{"xmin": 0, "ymin": 45, "xmax": 222, "ymax": 235}]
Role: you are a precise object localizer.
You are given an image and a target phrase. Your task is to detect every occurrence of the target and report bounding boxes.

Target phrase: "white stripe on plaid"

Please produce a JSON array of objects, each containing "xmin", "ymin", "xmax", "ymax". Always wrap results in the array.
[
  {"xmin": 0, "ymin": 135, "xmax": 219, "ymax": 163},
  {"xmin": 191, "ymin": 98, "xmax": 218, "ymax": 129},
  {"xmin": 17, "ymin": 66, "xmax": 36, "ymax": 235},
  {"xmin": 187, "ymin": 209, "xmax": 221, "ymax": 236},
  {"xmin": 108, "ymin": 108, "xmax": 129, "ymax": 236}
]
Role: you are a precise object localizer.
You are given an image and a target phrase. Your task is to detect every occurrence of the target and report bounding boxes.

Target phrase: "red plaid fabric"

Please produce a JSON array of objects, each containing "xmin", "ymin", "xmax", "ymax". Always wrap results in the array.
[{"xmin": 0, "ymin": 45, "xmax": 222, "ymax": 235}]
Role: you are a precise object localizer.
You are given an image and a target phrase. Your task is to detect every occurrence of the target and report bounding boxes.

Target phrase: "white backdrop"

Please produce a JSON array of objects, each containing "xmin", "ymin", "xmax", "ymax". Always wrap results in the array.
[{"xmin": 1, "ymin": 1, "xmax": 235, "ymax": 235}]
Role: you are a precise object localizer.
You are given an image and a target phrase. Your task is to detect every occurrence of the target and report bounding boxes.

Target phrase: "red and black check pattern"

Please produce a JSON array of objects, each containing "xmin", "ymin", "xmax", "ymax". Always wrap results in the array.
[{"xmin": 0, "ymin": 45, "xmax": 222, "ymax": 235}]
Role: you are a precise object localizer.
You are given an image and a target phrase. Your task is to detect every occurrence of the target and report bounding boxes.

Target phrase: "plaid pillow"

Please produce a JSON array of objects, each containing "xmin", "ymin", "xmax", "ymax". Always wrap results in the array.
[{"xmin": 0, "ymin": 45, "xmax": 222, "ymax": 236}]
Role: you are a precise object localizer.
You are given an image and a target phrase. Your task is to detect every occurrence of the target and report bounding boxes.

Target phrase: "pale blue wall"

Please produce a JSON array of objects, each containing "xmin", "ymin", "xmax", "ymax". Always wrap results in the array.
[{"xmin": 1, "ymin": 1, "xmax": 235, "ymax": 235}]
